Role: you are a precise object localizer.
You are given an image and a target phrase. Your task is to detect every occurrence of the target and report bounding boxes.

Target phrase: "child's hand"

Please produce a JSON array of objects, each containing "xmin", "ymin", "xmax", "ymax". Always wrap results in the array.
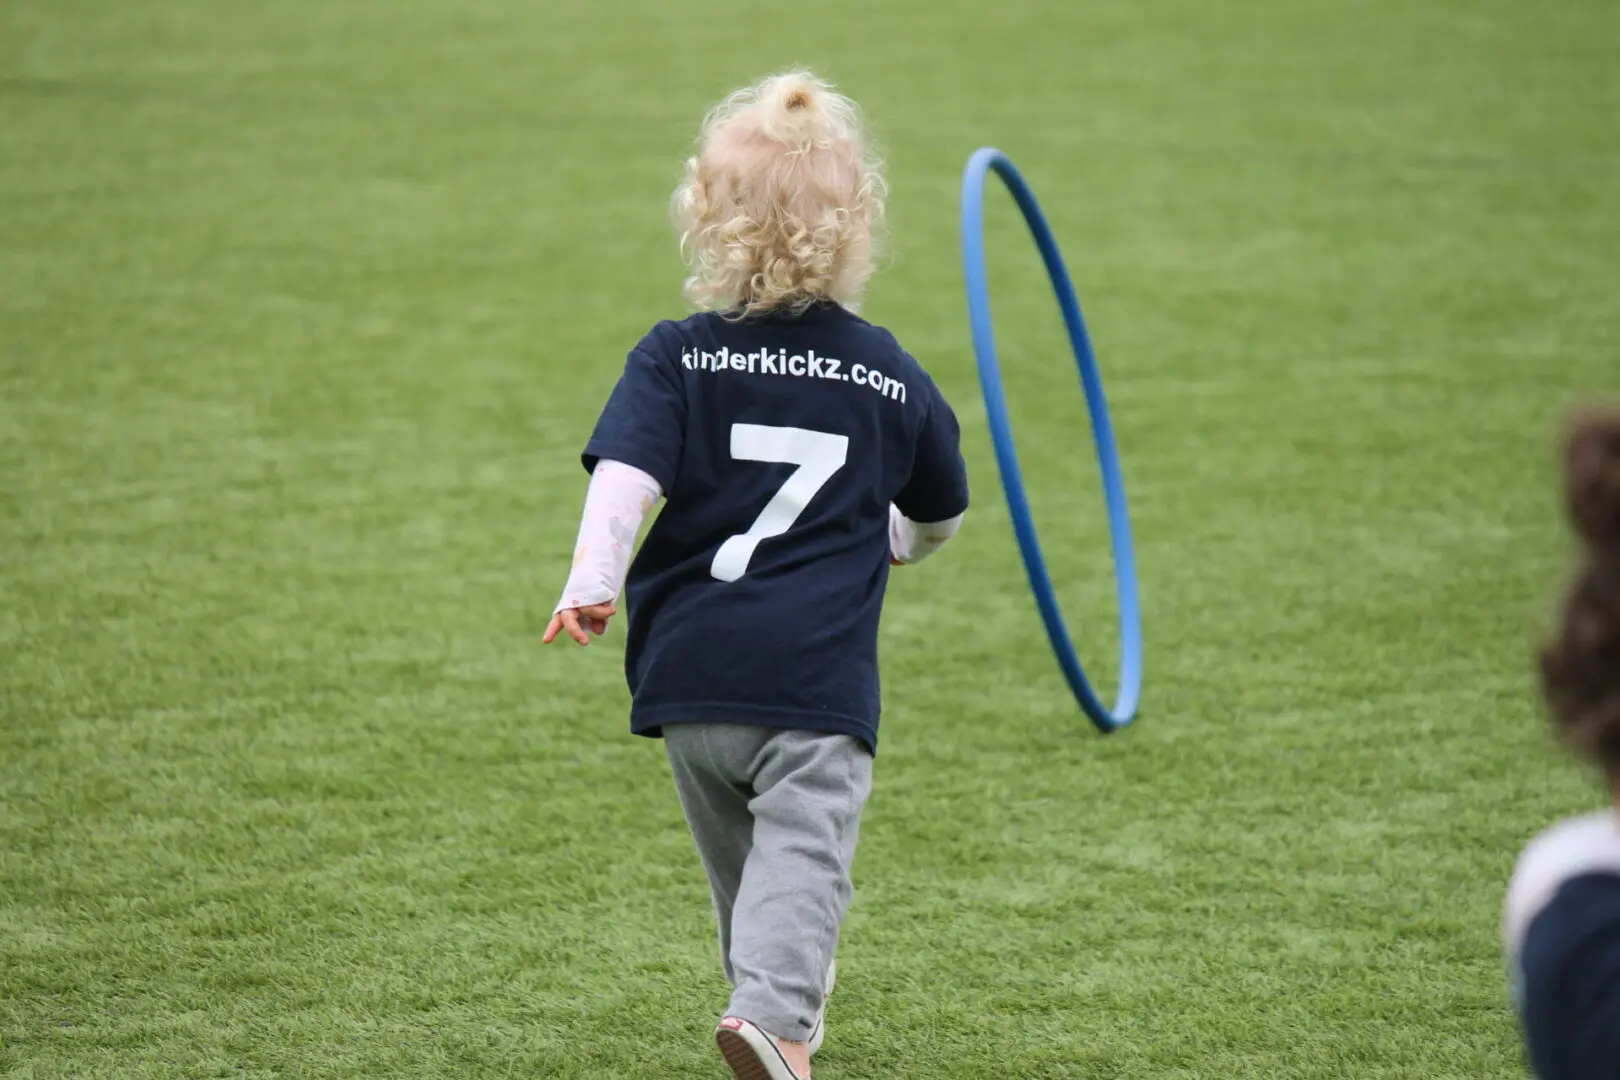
[{"xmin": 544, "ymin": 603, "xmax": 618, "ymax": 647}]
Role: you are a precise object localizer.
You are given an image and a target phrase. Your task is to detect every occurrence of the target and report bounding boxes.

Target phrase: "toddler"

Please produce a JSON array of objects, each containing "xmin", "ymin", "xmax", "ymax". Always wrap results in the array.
[{"xmin": 543, "ymin": 70, "xmax": 969, "ymax": 1080}]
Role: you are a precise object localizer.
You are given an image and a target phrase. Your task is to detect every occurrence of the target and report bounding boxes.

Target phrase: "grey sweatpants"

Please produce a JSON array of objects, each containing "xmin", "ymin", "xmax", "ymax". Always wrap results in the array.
[{"xmin": 664, "ymin": 724, "xmax": 874, "ymax": 1042}]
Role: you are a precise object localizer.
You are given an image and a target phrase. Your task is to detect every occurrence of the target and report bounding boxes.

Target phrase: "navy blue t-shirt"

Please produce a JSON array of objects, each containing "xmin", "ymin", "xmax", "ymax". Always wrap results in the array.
[
  {"xmin": 1506, "ymin": 812, "xmax": 1620, "ymax": 1079},
  {"xmin": 1518, "ymin": 875, "xmax": 1620, "ymax": 1079},
  {"xmin": 581, "ymin": 302, "xmax": 969, "ymax": 753}
]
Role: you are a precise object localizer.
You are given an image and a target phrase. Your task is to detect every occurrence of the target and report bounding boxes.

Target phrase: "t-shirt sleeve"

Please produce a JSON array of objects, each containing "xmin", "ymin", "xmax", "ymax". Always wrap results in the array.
[
  {"xmin": 581, "ymin": 344, "xmax": 686, "ymax": 495},
  {"xmin": 1519, "ymin": 873, "xmax": 1620, "ymax": 1078},
  {"xmin": 894, "ymin": 379, "xmax": 970, "ymax": 524}
]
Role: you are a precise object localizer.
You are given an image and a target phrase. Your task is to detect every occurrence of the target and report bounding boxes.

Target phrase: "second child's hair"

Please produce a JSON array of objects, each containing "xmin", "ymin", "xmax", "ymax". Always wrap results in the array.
[
  {"xmin": 1540, "ymin": 406, "xmax": 1620, "ymax": 771},
  {"xmin": 670, "ymin": 70, "xmax": 886, "ymax": 318}
]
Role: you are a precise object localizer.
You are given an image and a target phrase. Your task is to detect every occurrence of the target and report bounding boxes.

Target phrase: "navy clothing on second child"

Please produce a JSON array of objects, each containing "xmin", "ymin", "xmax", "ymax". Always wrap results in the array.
[{"xmin": 1506, "ymin": 810, "xmax": 1620, "ymax": 1079}]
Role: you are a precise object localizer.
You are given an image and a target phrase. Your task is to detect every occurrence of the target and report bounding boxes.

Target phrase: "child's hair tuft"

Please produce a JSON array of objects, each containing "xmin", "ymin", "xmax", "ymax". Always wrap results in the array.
[{"xmin": 1566, "ymin": 408, "xmax": 1620, "ymax": 553}]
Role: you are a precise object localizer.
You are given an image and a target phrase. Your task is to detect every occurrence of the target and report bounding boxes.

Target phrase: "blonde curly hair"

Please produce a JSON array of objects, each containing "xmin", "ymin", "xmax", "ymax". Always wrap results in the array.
[{"xmin": 671, "ymin": 70, "xmax": 886, "ymax": 318}]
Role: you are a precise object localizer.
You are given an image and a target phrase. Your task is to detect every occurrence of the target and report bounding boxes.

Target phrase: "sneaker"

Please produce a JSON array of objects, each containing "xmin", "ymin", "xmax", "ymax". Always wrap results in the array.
[
  {"xmin": 807, "ymin": 958, "xmax": 836, "ymax": 1057},
  {"xmin": 715, "ymin": 1016, "xmax": 808, "ymax": 1080}
]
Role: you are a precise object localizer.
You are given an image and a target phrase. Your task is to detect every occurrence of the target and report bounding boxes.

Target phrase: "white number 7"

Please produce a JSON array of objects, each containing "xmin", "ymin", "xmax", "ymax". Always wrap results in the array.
[{"xmin": 711, "ymin": 424, "xmax": 849, "ymax": 583}]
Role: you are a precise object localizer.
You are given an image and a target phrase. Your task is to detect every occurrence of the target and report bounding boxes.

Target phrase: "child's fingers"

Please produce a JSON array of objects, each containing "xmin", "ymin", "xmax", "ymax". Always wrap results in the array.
[
  {"xmin": 544, "ymin": 604, "xmax": 614, "ymax": 646},
  {"xmin": 573, "ymin": 603, "xmax": 615, "ymax": 637},
  {"xmin": 560, "ymin": 610, "xmax": 591, "ymax": 646}
]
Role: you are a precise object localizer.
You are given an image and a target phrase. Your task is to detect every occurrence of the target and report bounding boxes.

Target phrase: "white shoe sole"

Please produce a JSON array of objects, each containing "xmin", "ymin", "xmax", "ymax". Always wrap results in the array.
[{"xmin": 716, "ymin": 1016, "xmax": 804, "ymax": 1080}]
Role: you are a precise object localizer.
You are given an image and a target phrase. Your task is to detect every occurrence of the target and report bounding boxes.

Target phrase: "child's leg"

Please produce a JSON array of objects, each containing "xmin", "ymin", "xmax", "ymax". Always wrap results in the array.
[
  {"xmin": 729, "ymin": 729, "xmax": 872, "ymax": 1042},
  {"xmin": 664, "ymin": 724, "xmax": 759, "ymax": 984}
]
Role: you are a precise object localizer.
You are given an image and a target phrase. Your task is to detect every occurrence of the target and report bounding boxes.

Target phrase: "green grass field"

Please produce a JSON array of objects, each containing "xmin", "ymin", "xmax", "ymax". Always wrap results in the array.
[{"xmin": 4, "ymin": 1, "xmax": 1619, "ymax": 1076}]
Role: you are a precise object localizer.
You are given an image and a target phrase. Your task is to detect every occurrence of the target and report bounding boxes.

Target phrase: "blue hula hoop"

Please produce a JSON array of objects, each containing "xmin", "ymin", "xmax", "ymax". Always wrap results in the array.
[{"xmin": 960, "ymin": 147, "xmax": 1143, "ymax": 733}]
